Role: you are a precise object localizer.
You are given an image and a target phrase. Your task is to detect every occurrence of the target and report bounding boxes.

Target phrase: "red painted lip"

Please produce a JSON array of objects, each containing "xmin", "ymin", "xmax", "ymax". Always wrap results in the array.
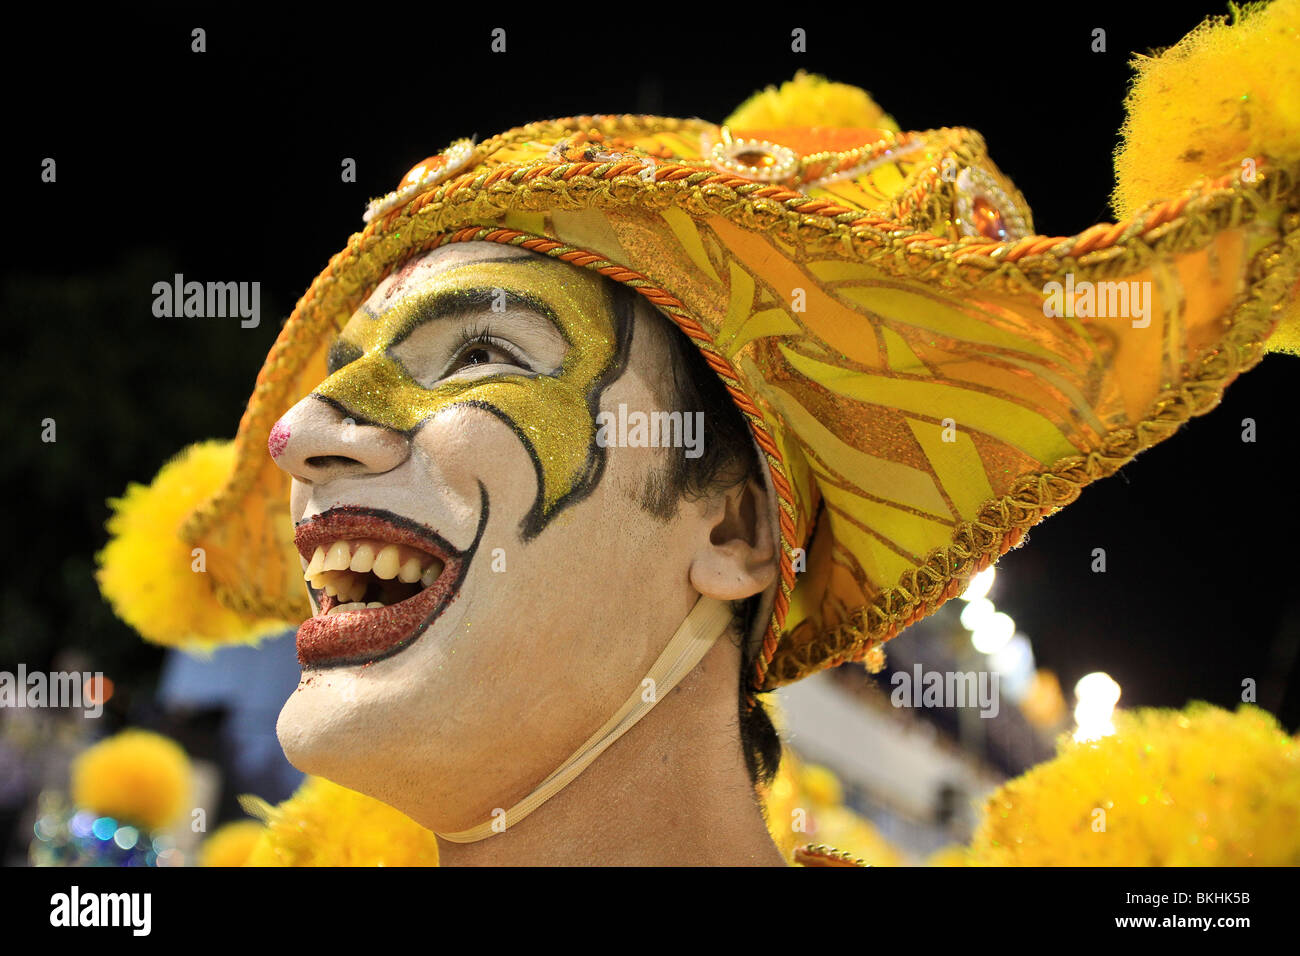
[{"xmin": 292, "ymin": 501, "xmax": 486, "ymax": 668}]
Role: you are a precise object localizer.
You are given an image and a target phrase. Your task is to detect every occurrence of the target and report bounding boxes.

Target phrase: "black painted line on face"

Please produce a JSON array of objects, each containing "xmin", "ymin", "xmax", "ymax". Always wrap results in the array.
[
  {"xmin": 401, "ymin": 281, "xmax": 633, "ymax": 542},
  {"xmin": 384, "ymin": 286, "xmax": 568, "ymax": 353},
  {"xmin": 315, "ymin": 271, "xmax": 636, "ymax": 544},
  {"xmin": 390, "ymin": 480, "xmax": 491, "ymax": 664},
  {"xmin": 520, "ymin": 279, "xmax": 635, "ymax": 539},
  {"xmin": 327, "ymin": 339, "xmax": 364, "ymax": 375},
  {"xmin": 312, "ymin": 393, "xmax": 387, "ymax": 432},
  {"xmin": 328, "ymin": 283, "xmax": 568, "ymax": 378}
]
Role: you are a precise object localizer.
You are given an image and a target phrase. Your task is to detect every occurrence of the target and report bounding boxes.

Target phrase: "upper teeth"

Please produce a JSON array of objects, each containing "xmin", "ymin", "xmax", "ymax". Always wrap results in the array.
[{"xmin": 304, "ymin": 539, "xmax": 444, "ymax": 605}]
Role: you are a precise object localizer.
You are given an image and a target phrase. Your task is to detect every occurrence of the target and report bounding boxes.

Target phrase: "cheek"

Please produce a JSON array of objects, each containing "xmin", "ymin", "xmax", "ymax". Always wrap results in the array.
[{"xmin": 412, "ymin": 406, "xmax": 539, "ymax": 517}]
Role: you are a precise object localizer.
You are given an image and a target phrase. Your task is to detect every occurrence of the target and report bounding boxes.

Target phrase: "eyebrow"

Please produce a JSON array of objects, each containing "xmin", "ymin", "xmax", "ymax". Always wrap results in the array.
[{"xmin": 327, "ymin": 285, "xmax": 567, "ymax": 374}]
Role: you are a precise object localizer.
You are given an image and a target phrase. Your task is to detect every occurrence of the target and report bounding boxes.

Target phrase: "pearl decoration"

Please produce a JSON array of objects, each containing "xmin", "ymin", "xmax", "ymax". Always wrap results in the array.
[
  {"xmin": 953, "ymin": 166, "xmax": 1029, "ymax": 241},
  {"xmin": 709, "ymin": 136, "xmax": 799, "ymax": 182}
]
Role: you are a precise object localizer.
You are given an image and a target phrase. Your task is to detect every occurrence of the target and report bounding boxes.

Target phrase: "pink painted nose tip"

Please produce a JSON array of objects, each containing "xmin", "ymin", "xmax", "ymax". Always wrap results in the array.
[{"xmin": 268, "ymin": 420, "xmax": 291, "ymax": 458}]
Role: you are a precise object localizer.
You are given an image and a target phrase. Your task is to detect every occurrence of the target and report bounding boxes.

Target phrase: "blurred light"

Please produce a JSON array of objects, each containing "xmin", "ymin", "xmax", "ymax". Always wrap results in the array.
[
  {"xmin": 1073, "ymin": 671, "xmax": 1121, "ymax": 742},
  {"xmin": 33, "ymin": 818, "xmax": 53, "ymax": 842},
  {"xmin": 989, "ymin": 634, "xmax": 1035, "ymax": 699},
  {"xmin": 114, "ymin": 826, "xmax": 139, "ymax": 850},
  {"xmin": 91, "ymin": 817, "xmax": 117, "ymax": 841},
  {"xmin": 1022, "ymin": 669, "xmax": 1068, "ymax": 728},
  {"xmin": 960, "ymin": 597, "xmax": 995, "ymax": 632},
  {"xmin": 83, "ymin": 675, "xmax": 114, "ymax": 707},
  {"xmin": 1073, "ymin": 708, "xmax": 1116, "ymax": 742},
  {"xmin": 1075, "ymin": 671, "xmax": 1121, "ymax": 708},
  {"xmin": 69, "ymin": 811, "xmax": 95, "ymax": 839},
  {"xmin": 971, "ymin": 611, "xmax": 1016, "ymax": 654},
  {"xmin": 155, "ymin": 848, "xmax": 184, "ymax": 867},
  {"xmin": 959, "ymin": 567, "xmax": 996, "ymax": 602},
  {"xmin": 990, "ymin": 633, "xmax": 1034, "ymax": 675}
]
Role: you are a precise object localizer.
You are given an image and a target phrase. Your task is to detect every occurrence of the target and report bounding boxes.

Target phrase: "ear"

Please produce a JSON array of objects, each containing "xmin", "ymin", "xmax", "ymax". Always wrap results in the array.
[{"xmin": 687, "ymin": 475, "xmax": 778, "ymax": 601}]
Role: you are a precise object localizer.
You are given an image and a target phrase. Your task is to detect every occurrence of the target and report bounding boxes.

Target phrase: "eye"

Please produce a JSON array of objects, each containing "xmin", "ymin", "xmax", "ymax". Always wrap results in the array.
[{"xmin": 442, "ymin": 333, "xmax": 533, "ymax": 378}]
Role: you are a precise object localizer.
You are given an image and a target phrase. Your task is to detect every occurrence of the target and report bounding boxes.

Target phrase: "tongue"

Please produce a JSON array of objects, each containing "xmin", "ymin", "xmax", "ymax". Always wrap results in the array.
[{"xmin": 374, "ymin": 576, "xmax": 421, "ymax": 606}]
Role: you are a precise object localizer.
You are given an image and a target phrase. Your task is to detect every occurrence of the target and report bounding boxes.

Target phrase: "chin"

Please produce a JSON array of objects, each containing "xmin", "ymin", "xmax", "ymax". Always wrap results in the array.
[
  {"xmin": 275, "ymin": 694, "xmax": 325, "ymax": 777},
  {"xmin": 275, "ymin": 680, "xmax": 370, "ymax": 782},
  {"xmin": 274, "ymin": 669, "xmax": 455, "ymax": 808},
  {"xmin": 275, "ymin": 689, "xmax": 450, "ymax": 829}
]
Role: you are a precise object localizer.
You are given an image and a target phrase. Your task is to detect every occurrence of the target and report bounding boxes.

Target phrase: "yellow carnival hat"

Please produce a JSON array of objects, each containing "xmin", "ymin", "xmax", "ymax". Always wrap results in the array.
[{"xmin": 99, "ymin": 2, "xmax": 1300, "ymax": 694}]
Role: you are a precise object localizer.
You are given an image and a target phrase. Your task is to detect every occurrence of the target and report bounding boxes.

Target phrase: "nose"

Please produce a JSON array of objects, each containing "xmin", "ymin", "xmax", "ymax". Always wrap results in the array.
[{"xmin": 269, "ymin": 395, "xmax": 409, "ymax": 483}]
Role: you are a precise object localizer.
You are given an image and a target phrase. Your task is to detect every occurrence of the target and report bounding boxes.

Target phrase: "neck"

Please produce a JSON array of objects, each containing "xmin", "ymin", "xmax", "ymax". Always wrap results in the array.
[{"xmin": 434, "ymin": 635, "xmax": 788, "ymax": 866}]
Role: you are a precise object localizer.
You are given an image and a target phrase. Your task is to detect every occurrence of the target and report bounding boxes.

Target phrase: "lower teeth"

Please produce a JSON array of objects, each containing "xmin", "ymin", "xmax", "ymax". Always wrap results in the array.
[{"xmin": 325, "ymin": 601, "xmax": 386, "ymax": 616}]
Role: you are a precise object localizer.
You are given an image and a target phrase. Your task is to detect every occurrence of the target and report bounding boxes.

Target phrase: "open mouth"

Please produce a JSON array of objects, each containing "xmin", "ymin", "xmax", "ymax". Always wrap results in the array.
[
  {"xmin": 293, "ymin": 494, "xmax": 486, "ymax": 668},
  {"xmin": 306, "ymin": 538, "xmax": 445, "ymax": 615}
]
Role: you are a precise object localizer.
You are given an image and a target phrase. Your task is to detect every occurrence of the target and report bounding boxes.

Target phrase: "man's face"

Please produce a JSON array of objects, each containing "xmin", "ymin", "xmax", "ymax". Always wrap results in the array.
[{"xmin": 271, "ymin": 242, "xmax": 714, "ymax": 831}]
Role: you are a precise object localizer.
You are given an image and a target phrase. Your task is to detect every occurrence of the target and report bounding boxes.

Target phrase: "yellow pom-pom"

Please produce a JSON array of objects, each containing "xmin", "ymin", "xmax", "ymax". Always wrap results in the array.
[
  {"xmin": 240, "ymin": 777, "xmax": 440, "ymax": 867},
  {"xmin": 760, "ymin": 745, "xmax": 800, "ymax": 858},
  {"xmin": 968, "ymin": 703, "xmax": 1300, "ymax": 866},
  {"xmin": 199, "ymin": 820, "xmax": 265, "ymax": 867},
  {"xmin": 1113, "ymin": 0, "xmax": 1300, "ymax": 220},
  {"xmin": 762, "ymin": 750, "xmax": 906, "ymax": 865},
  {"xmin": 95, "ymin": 440, "xmax": 287, "ymax": 649},
  {"xmin": 799, "ymin": 763, "xmax": 844, "ymax": 807},
  {"xmin": 927, "ymin": 844, "xmax": 972, "ymax": 867},
  {"xmin": 725, "ymin": 70, "xmax": 900, "ymax": 133},
  {"xmin": 808, "ymin": 803, "xmax": 907, "ymax": 866},
  {"xmin": 71, "ymin": 730, "xmax": 192, "ymax": 831}
]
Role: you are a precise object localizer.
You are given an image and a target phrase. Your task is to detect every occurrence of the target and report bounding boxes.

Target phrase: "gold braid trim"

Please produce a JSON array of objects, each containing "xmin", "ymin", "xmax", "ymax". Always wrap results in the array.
[
  {"xmin": 415, "ymin": 138, "xmax": 1297, "ymax": 297},
  {"xmin": 489, "ymin": 113, "xmax": 714, "ymax": 148},
  {"xmin": 793, "ymin": 843, "xmax": 869, "ymax": 868},
  {"xmin": 885, "ymin": 127, "xmax": 1035, "ymax": 236}
]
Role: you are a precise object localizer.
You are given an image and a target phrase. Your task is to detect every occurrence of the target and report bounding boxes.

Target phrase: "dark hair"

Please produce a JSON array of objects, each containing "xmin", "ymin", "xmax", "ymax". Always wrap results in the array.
[{"xmin": 608, "ymin": 279, "xmax": 783, "ymax": 789}]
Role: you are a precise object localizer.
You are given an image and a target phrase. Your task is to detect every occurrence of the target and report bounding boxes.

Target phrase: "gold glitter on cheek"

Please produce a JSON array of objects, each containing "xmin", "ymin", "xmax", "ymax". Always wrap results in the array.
[{"xmin": 315, "ymin": 259, "xmax": 626, "ymax": 531}]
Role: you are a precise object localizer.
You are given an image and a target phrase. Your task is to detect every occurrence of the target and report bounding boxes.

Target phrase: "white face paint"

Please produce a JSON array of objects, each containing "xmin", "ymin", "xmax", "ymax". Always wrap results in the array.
[{"xmin": 270, "ymin": 242, "xmax": 738, "ymax": 834}]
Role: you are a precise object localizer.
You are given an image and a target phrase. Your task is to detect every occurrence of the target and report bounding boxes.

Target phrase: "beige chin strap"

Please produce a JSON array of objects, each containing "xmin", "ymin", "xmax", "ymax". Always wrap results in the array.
[{"xmin": 435, "ymin": 595, "xmax": 733, "ymax": 844}]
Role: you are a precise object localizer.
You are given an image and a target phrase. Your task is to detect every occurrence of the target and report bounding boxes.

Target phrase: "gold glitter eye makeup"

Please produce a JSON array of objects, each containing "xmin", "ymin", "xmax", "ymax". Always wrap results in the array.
[{"xmin": 314, "ymin": 257, "xmax": 632, "ymax": 539}]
